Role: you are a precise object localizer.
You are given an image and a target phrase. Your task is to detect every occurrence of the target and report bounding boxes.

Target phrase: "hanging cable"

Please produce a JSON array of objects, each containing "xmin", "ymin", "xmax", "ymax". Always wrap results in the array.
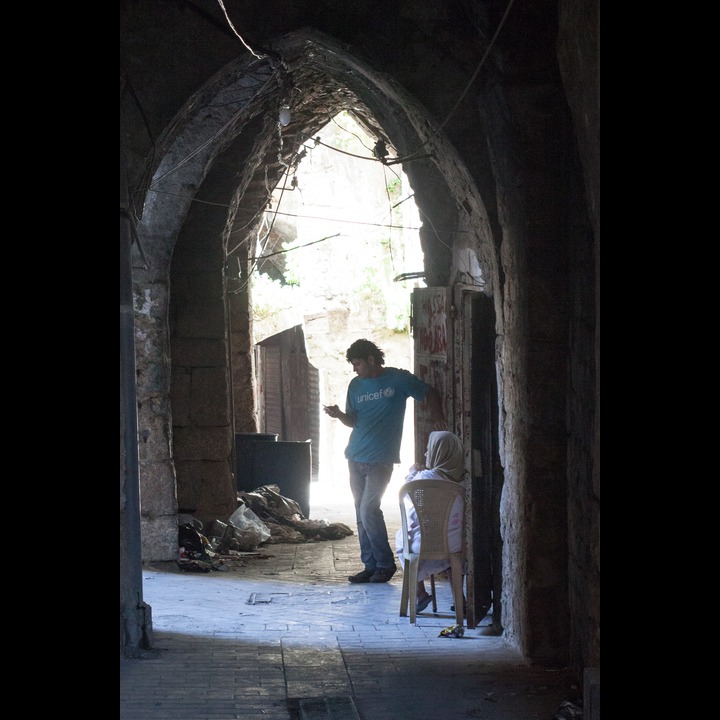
[
  {"xmin": 215, "ymin": 0, "xmax": 266, "ymax": 59},
  {"xmin": 249, "ymin": 233, "xmax": 340, "ymax": 262},
  {"xmin": 150, "ymin": 71, "xmax": 278, "ymax": 187},
  {"xmin": 411, "ymin": 0, "xmax": 517, "ymax": 155},
  {"xmin": 308, "ymin": 0, "xmax": 517, "ymax": 168}
]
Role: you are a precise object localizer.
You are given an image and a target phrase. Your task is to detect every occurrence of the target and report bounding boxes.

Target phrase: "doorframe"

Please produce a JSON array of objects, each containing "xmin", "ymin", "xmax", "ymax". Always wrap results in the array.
[{"xmin": 455, "ymin": 286, "xmax": 501, "ymax": 630}]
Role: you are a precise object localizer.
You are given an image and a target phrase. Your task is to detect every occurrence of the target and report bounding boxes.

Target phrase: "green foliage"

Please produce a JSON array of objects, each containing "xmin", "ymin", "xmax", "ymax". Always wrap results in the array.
[
  {"xmin": 252, "ymin": 110, "xmax": 424, "ymax": 334},
  {"xmin": 386, "ymin": 178, "xmax": 401, "ymax": 198},
  {"xmin": 252, "ymin": 272, "xmax": 301, "ymax": 321}
]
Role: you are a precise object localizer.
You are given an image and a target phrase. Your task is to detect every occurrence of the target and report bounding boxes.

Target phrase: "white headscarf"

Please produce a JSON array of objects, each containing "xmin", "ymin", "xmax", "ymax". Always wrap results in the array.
[{"xmin": 424, "ymin": 431, "xmax": 464, "ymax": 482}]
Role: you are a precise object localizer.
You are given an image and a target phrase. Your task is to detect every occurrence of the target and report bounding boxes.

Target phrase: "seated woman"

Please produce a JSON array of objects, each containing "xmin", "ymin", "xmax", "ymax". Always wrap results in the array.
[{"xmin": 395, "ymin": 430, "xmax": 465, "ymax": 612}]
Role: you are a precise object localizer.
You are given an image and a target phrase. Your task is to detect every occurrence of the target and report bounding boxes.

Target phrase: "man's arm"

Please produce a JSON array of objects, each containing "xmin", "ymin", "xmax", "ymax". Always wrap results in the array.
[{"xmin": 323, "ymin": 404, "xmax": 356, "ymax": 428}]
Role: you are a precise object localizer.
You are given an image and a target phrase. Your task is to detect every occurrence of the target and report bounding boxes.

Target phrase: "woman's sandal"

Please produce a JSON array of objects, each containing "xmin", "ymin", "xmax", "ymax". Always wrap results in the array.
[{"xmin": 416, "ymin": 594, "xmax": 433, "ymax": 613}]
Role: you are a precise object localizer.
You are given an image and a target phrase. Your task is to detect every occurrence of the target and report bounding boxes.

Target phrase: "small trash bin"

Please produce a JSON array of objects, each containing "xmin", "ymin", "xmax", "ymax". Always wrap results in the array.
[{"xmin": 235, "ymin": 433, "xmax": 278, "ymax": 491}]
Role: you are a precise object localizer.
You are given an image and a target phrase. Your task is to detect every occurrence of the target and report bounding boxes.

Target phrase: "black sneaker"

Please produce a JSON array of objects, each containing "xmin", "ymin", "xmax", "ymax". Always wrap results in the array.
[
  {"xmin": 369, "ymin": 565, "xmax": 397, "ymax": 583},
  {"xmin": 348, "ymin": 568, "xmax": 375, "ymax": 583}
]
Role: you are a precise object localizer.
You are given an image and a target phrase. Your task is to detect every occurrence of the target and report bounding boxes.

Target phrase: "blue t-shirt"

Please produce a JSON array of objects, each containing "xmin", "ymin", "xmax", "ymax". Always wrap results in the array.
[{"xmin": 344, "ymin": 367, "xmax": 431, "ymax": 464}]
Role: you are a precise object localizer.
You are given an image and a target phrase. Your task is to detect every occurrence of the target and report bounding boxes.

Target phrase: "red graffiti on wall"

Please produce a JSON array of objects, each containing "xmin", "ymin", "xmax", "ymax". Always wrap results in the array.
[{"xmin": 417, "ymin": 292, "xmax": 447, "ymax": 355}]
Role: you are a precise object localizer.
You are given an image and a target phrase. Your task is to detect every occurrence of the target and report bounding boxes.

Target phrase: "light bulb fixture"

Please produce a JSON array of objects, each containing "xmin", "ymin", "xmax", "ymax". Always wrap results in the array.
[
  {"xmin": 372, "ymin": 139, "xmax": 388, "ymax": 163},
  {"xmin": 278, "ymin": 106, "xmax": 292, "ymax": 127}
]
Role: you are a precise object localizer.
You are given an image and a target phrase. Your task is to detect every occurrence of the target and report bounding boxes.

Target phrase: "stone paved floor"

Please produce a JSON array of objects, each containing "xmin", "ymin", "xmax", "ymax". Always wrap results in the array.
[{"xmin": 120, "ymin": 481, "xmax": 575, "ymax": 719}]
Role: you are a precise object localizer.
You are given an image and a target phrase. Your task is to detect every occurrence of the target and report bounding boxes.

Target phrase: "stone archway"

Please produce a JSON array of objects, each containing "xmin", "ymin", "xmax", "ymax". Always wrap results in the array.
[
  {"xmin": 133, "ymin": 28, "xmax": 497, "ymax": 562},
  {"xmin": 121, "ymin": 3, "xmax": 600, "ymax": 669}
]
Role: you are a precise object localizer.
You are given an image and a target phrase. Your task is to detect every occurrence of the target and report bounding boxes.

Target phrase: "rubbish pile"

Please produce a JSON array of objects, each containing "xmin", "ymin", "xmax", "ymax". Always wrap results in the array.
[
  {"xmin": 552, "ymin": 699, "xmax": 583, "ymax": 719},
  {"xmin": 177, "ymin": 484, "xmax": 354, "ymax": 573}
]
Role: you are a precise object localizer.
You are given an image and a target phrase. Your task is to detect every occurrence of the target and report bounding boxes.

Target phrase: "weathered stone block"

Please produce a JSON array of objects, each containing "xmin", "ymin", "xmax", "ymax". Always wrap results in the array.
[
  {"xmin": 172, "ymin": 425, "xmax": 232, "ymax": 461},
  {"xmin": 140, "ymin": 514, "xmax": 179, "ymax": 562}
]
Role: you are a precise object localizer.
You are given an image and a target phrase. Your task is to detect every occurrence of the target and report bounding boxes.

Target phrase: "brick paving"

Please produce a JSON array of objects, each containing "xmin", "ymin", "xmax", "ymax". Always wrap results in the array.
[{"xmin": 120, "ymin": 483, "xmax": 573, "ymax": 719}]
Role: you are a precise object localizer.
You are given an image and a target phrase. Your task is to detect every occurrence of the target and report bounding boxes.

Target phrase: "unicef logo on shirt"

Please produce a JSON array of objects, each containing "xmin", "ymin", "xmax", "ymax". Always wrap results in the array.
[{"xmin": 358, "ymin": 387, "xmax": 396, "ymax": 403}]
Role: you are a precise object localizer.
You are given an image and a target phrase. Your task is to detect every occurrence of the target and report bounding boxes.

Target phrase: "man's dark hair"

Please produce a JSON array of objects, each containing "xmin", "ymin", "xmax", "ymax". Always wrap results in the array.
[{"xmin": 346, "ymin": 338, "xmax": 385, "ymax": 365}]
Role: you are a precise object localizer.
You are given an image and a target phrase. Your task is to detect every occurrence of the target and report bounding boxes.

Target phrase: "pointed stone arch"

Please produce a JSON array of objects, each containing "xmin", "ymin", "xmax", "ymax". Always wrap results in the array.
[{"xmin": 132, "ymin": 28, "xmax": 498, "ymax": 560}]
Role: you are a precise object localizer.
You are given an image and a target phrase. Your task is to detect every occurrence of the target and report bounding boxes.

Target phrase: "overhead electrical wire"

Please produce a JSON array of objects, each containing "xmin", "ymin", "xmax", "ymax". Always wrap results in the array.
[
  {"xmin": 146, "ymin": 187, "xmax": 463, "ymax": 237},
  {"xmin": 149, "ymin": 71, "xmax": 278, "ymax": 187},
  {"xmin": 158, "ymin": 0, "xmax": 511, "ymax": 291},
  {"xmin": 215, "ymin": 0, "xmax": 266, "ymax": 59},
  {"xmin": 249, "ymin": 233, "xmax": 340, "ymax": 262},
  {"xmin": 151, "ymin": 0, "xmax": 516, "ymax": 192}
]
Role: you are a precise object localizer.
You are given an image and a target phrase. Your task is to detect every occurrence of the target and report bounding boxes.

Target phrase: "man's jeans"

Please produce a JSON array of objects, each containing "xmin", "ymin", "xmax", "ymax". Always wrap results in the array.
[{"xmin": 348, "ymin": 460, "xmax": 396, "ymax": 570}]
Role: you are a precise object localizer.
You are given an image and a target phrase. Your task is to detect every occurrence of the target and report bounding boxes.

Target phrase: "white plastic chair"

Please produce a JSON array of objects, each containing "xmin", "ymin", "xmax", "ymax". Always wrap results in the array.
[{"xmin": 398, "ymin": 479, "xmax": 465, "ymax": 626}]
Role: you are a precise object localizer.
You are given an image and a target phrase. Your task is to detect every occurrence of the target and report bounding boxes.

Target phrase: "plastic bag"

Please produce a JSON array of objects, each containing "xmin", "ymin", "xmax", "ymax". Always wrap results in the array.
[{"xmin": 228, "ymin": 503, "xmax": 272, "ymax": 544}]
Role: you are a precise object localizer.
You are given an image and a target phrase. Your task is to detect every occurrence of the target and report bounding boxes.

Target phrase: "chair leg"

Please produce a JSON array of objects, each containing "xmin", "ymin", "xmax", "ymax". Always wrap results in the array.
[
  {"xmin": 449, "ymin": 556, "xmax": 464, "ymax": 626},
  {"xmin": 399, "ymin": 561, "xmax": 410, "ymax": 617},
  {"xmin": 430, "ymin": 574, "xmax": 437, "ymax": 612},
  {"xmin": 408, "ymin": 558, "xmax": 420, "ymax": 623}
]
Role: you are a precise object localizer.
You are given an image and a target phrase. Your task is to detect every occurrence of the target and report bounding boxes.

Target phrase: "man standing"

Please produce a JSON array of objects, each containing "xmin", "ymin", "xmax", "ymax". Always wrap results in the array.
[{"xmin": 324, "ymin": 338, "xmax": 447, "ymax": 583}]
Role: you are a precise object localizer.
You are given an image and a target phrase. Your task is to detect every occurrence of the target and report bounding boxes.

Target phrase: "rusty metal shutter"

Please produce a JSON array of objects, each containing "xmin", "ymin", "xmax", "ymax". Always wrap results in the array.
[
  {"xmin": 257, "ymin": 325, "xmax": 320, "ymax": 482},
  {"xmin": 307, "ymin": 362, "xmax": 320, "ymax": 482},
  {"xmin": 263, "ymin": 344, "xmax": 283, "ymax": 436}
]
